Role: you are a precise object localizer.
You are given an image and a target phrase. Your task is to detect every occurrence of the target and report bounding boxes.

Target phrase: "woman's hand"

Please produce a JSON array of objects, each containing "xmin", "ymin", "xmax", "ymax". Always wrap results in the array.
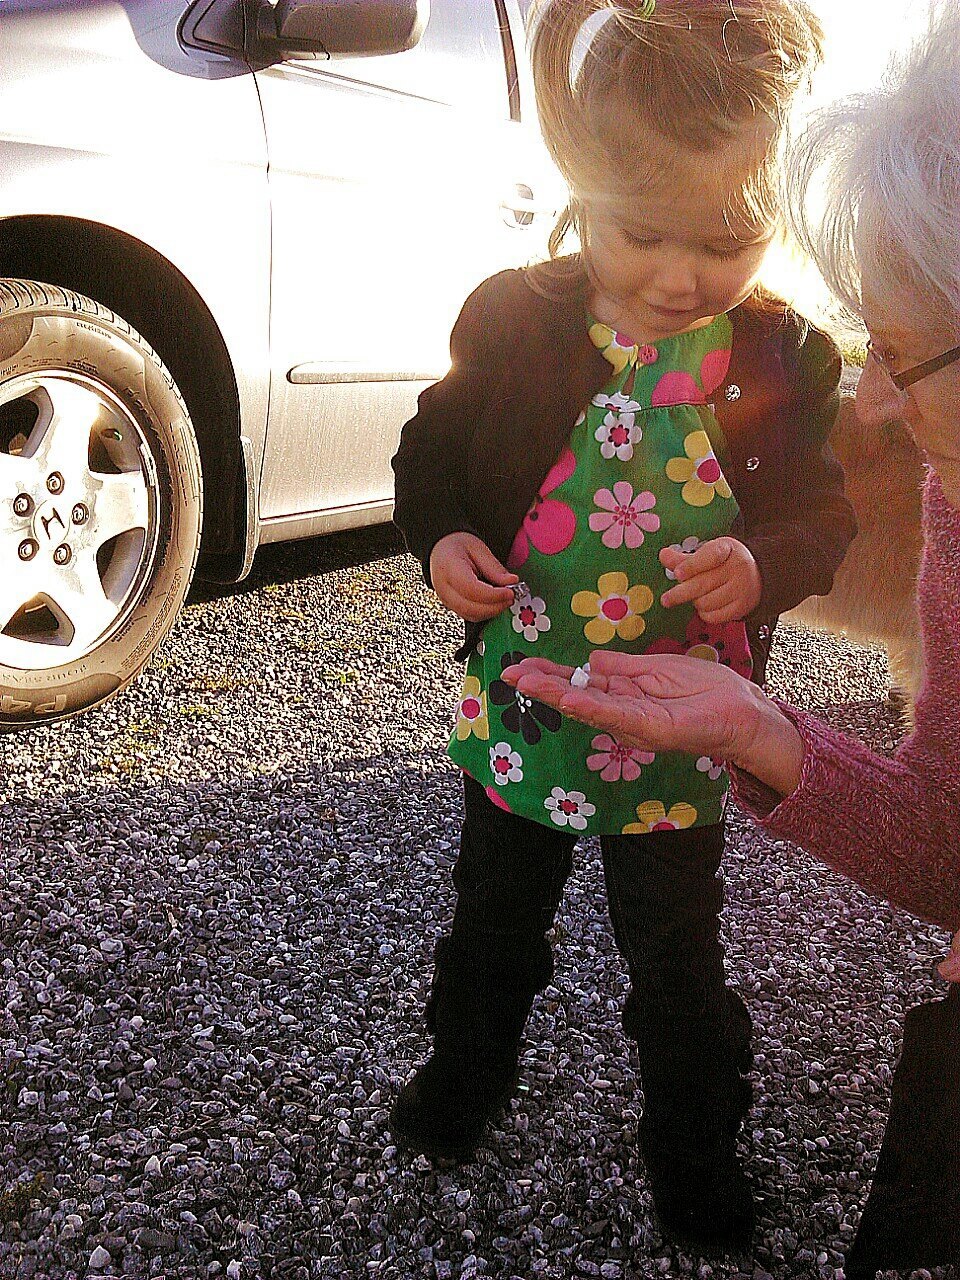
[
  {"xmin": 504, "ymin": 651, "xmax": 762, "ymax": 759},
  {"xmin": 429, "ymin": 532, "xmax": 518, "ymax": 621},
  {"xmin": 938, "ymin": 929, "xmax": 960, "ymax": 983},
  {"xmin": 504, "ymin": 651, "xmax": 806, "ymax": 796}
]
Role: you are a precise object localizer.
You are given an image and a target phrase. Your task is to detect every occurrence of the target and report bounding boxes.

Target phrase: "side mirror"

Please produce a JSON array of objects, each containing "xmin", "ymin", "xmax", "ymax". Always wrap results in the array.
[{"xmin": 254, "ymin": 0, "xmax": 429, "ymax": 59}]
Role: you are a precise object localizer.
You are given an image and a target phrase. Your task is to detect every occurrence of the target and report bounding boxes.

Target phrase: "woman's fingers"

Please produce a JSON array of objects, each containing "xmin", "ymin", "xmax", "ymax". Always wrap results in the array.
[
  {"xmin": 511, "ymin": 667, "xmax": 587, "ymax": 704},
  {"xmin": 503, "ymin": 656, "xmax": 576, "ymax": 681},
  {"xmin": 587, "ymin": 650, "xmax": 686, "ymax": 685},
  {"xmin": 554, "ymin": 685, "xmax": 648, "ymax": 741},
  {"xmin": 516, "ymin": 678, "xmax": 653, "ymax": 744},
  {"xmin": 505, "ymin": 658, "xmax": 664, "ymax": 748}
]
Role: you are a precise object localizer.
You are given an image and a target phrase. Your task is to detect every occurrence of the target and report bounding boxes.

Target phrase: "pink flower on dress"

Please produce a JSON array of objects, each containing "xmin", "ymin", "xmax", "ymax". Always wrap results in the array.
[
  {"xmin": 700, "ymin": 347, "xmax": 732, "ymax": 396},
  {"xmin": 508, "ymin": 448, "xmax": 577, "ymax": 569},
  {"xmin": 589, "ymin": 483, "xmax": 660, "ymax": 550},
  {"xmin": 651, "ymin": 371, "xmax": 706, "ymax": 408},
  {"xmin": 586, "ymin": 733, "xmax": 655, "ymax": 782}
]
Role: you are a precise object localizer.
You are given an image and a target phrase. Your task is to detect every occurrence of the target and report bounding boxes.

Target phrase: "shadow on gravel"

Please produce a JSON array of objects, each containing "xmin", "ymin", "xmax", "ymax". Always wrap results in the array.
[{"xmin": 188, "ymin": 523, "xmax": 406, "ymax": 607}]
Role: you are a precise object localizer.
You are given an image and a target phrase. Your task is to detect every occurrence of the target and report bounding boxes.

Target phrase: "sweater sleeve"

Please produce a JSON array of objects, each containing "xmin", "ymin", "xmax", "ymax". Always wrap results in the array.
[
  {"xmin": 391, "ymin": 275, "xmax": 500, "ymax": 585},
  {"xmin": 733, "ymin": 705, "xmax": 960, "ymax": 930},
  {"xmin": 733, "ymin": 477, "xmax": 960, "ymax": 930},
  {"xmin": 740, "ymin": 325, "xmax": 858, "ymax": 620}
]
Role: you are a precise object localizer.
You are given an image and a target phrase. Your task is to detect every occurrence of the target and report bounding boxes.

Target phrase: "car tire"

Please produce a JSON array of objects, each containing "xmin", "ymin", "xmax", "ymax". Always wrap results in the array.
[{"xmin": 0, "ymin": 278, "xmax": 202, "ymax": 728}]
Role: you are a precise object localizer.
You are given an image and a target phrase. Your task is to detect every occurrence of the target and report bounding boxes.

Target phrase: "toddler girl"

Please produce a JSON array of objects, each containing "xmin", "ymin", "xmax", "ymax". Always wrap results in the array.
[{"xmin": 391, "ymin": 0, "xmax": 855, "ymax": 1252}]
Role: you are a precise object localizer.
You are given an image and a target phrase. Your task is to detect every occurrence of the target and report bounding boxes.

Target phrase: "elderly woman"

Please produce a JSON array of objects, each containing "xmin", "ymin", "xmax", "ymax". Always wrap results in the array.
[{"xmin": 507, "ymin": 1, "xmax": 960, "ymax": 952}]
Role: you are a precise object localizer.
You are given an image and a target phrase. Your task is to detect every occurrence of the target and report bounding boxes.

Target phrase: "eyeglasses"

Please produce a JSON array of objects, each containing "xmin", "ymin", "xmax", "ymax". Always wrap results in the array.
[{"xmin": 866, "ymin": 338, "xmax": 960, "ymax": 391}]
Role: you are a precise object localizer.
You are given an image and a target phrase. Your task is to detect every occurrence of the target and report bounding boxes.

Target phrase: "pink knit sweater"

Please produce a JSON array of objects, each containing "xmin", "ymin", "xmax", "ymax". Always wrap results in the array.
[{"xmin": 734, "ymin": 471, "xmax": 960, "ymax": 930}]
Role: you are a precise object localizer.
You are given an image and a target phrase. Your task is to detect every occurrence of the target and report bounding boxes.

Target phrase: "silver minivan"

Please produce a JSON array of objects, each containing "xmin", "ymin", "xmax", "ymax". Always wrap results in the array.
[{"xmin": 0, "ymin": 0, "xmax": 557, "ymax": 727}]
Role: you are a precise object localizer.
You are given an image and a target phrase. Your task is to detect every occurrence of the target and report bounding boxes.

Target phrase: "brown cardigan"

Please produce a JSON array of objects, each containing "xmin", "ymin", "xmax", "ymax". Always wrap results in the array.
[{"xmin": 392, "ymin": 260, "xmax": 857, "ymax": 682}]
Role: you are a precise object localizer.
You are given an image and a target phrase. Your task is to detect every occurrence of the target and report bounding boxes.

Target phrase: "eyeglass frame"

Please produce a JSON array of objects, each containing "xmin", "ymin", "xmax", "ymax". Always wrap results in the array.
[{"xmin": 866, "ymin": 338, "xmax": 960, "ymax": 391}]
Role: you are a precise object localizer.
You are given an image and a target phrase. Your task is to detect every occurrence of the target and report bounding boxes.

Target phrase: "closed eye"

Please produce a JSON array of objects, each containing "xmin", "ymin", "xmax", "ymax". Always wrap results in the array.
[
  {"xmin": 706, "ymin": 243, "xmax": 749, "ymax": 261},
  {"xmin": 621, "ymin": 229, "xmax": 659, "ymax": 250}
]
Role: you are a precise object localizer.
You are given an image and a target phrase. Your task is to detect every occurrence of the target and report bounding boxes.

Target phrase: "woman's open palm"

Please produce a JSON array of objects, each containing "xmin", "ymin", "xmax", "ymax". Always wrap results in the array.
[{"xmin": 504, "ymin": 652, "xmax": 762, "ymax": 763}]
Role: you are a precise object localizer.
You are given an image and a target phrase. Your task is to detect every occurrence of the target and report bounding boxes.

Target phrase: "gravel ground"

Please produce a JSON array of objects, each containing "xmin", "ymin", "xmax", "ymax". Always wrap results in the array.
[{"xmin": 0, "ymin": 525, "xmax": 953, "ymax": 1280}]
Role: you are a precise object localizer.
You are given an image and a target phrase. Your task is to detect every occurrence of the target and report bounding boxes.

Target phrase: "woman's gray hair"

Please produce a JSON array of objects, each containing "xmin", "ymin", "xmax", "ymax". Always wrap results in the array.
[{"xmin": 785, "ymin": 1, "xmax": 960, "ymax": 334}]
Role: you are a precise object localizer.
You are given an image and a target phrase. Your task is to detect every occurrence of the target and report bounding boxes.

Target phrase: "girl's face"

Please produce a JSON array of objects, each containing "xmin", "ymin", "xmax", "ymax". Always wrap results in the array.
[
  {"xmin": 857, "ymin": 272, "xmax": 960, "ymax": 508},
  {"xmin": 582, "ymin": 123, "xmax": 777, "ymax": 343}
]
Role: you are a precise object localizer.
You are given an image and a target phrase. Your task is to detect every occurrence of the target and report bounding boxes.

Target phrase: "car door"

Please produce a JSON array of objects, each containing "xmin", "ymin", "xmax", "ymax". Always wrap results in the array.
[{"xmin": 254, "ymin": 0, "xmax": 560, "ymax": 534}]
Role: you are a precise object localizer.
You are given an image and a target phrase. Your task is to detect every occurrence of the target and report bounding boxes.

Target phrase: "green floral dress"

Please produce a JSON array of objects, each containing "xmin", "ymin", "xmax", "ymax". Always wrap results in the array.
[{"xmin": 448, "ymin": 313, "xmax": 753, "ymax": 835}]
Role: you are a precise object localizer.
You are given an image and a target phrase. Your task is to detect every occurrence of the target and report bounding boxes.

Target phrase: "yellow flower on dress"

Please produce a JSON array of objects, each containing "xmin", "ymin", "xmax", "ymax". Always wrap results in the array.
[
  {"xmin": 571, "ymin": 571, "xmax": 654, "ymax": 644},
  {"xmin": 455, "ymin": 675, "xmax": 489, "ymax": 740},
  {"xmin": 686, "ymin": 643, "xmax": 720, "ymax": 664},
  {"xmin": 665, "ymin": 430, "xmax": 732, "ymax": 507},
  {"xmin": 623, "ymin": 800, "xmax": 698, "ymax": 834},
  {"xmin": 589, "ymin": 321, "xmax": 637, "ymax": 374}
]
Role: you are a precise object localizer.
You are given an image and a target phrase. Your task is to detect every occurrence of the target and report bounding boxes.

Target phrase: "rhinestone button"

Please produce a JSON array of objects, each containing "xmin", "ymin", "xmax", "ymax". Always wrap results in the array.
[
  {"xmin": 638, "ymin": 344, "xmax": 659, "ymax": 365},
  {"xmin": 746, "ymin": 456, "xmax": 760, "ymax": 472},
  {"xmin": 758, "ymin": 624, "xmax": 771, "ymax": 641},
  {"xmin": 724, "ymin": 383, "xmax": 741, "ymax": 401}
]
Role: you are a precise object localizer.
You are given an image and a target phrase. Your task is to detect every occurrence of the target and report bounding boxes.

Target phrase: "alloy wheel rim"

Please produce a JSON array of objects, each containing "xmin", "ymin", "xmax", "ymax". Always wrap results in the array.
[{"xmin": 0, "ymin": 371, "xmax": 161, "ymax": 671}]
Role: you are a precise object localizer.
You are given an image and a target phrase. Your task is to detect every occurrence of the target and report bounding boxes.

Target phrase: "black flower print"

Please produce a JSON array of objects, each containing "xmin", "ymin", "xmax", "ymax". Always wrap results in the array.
[{"xmin": 489, "ymin": 651, "xmax": 562, "ymax": 745}]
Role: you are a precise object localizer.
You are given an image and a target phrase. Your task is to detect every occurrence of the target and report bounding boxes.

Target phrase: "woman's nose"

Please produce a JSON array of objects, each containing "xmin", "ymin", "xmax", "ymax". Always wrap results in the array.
[{"xmin": 855, "ymin": 354, "xmax": 906, "ymax": 427}]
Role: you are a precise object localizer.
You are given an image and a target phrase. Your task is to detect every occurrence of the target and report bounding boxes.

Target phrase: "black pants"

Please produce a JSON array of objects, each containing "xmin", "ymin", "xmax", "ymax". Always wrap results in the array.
[{"xmin": 426, "ymin": 774, "xmax": 752, "ymax": 1155}]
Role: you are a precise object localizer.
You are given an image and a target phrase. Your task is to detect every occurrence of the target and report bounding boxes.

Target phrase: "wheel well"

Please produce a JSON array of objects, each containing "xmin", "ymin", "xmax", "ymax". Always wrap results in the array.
[{"xmin": 0, "ymin": 215, "xmax": 248, "ymax": 574}]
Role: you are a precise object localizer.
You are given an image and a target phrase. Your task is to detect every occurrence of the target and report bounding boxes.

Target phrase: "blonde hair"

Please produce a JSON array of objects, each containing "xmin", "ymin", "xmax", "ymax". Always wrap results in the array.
[
  {"xmin": 785, "ymin": 0, "xmax": 960, "ymax": 335},
  {"xmin": 528, "ymin": 0, "xmax": 824, "ymax": 270}
]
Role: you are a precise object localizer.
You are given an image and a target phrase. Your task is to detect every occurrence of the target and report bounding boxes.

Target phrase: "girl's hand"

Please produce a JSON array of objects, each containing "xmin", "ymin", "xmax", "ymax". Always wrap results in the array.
[
  {"xmin": 938, "ymin": 929, "xmax": 960, "ymax": 983},
  {"xmin": 429, "ymin": 532, "xmax": 518, "ymax": 621},
  {"xmin": 503, "ymin": 650, "xmax": 764, "ymax": 761},
  {"xmin": 660, "ymin": 537, "xmax": 762, "ymax": 623}
]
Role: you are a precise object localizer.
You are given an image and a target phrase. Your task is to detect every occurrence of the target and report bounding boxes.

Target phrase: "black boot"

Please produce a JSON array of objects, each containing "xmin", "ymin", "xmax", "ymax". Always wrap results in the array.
[
  {"xmin": 640, "ymin": 1135, "xmax": 755, "ymax": 1253},
  {"xmin": 389, "ymin": 1047, "xmax": 518, "ymax": 1161},
  {"xmin": 629, "ymin": 986, "xmax": 756, "ymax": 1252},
  {"xmin": 390, "ymin": 934, "xmax": 552, "ymax": 1161}
]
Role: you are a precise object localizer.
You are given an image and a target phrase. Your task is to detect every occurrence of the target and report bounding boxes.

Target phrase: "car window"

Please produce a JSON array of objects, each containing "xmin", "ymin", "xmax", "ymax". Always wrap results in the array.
[{"xmin": 318, "ymin": 0, "xmax": 512, "ymax": 118}]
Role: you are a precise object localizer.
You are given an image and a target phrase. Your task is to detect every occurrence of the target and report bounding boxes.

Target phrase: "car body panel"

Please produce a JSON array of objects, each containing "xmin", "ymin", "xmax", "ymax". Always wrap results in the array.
[
  {"xmin": 0, "ymin": 1, "xmax": 273, "ymax": 500},
  {"xmin": 256, "ymin": 0, "xmax": 559, "ymax": 527}
]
